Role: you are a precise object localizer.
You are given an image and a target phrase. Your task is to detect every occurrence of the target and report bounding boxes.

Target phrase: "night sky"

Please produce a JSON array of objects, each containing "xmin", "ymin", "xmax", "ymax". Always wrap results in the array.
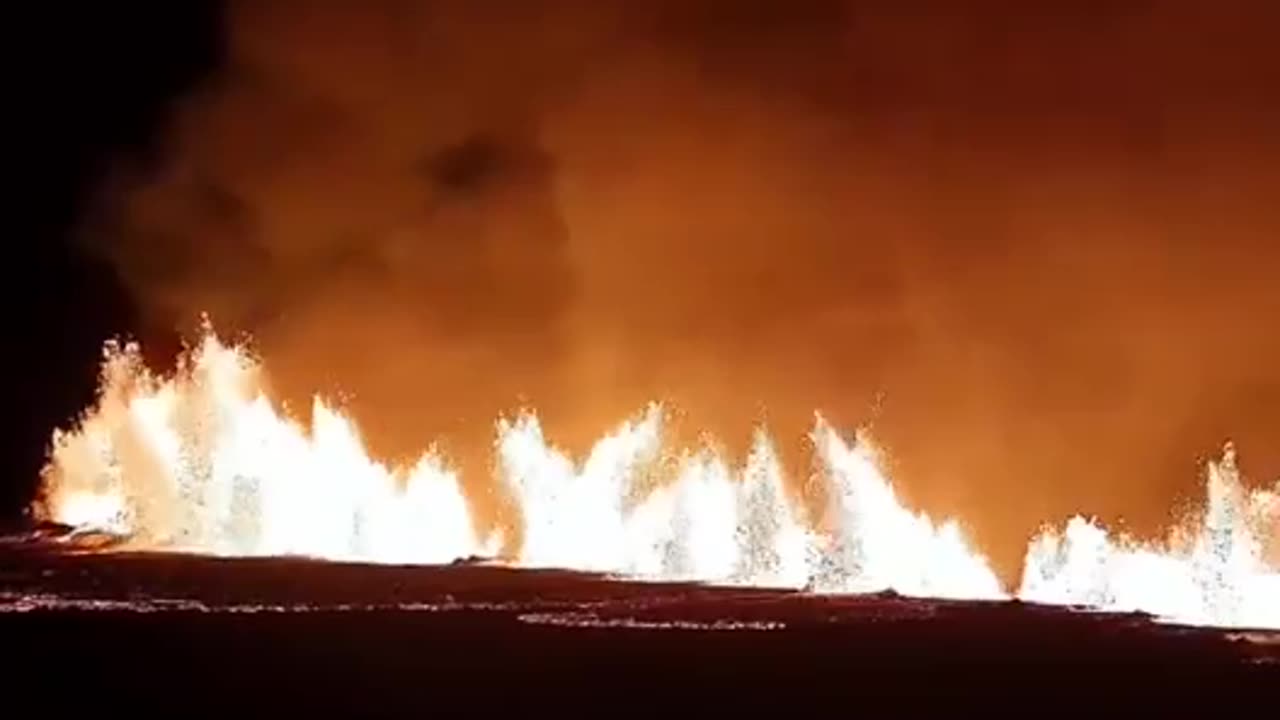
[
  {"xmin": 11, "ymin": 2, "xmax": 1280, "ymax": 578},
  {"xmin": 11, "ymin": 3, "xmax": 222, "ymax": 525}
]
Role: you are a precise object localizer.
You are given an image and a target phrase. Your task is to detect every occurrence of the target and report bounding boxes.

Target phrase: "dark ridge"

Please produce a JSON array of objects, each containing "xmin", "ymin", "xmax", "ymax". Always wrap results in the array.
[{"xmin": 0, "ymin": 548, "xmax": 1275, "ymax": 710}]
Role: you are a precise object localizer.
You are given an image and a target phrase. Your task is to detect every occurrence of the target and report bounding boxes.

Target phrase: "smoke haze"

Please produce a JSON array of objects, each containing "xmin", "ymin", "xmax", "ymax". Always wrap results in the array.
[{"xmin": 80, "ymin": 1, "xmax": 1280, "ymax": 578}]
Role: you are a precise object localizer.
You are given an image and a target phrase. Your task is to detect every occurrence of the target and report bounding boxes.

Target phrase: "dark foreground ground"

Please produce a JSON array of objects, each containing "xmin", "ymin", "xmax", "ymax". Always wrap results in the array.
[{"xmin": 2, "ymin": 537, "xmax": 1276, "ymax": 713}]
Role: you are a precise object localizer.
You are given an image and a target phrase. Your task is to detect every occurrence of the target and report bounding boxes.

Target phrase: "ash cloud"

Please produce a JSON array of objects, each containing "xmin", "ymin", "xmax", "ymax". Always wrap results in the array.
[{"xmin": 84, "ymin": 0, "xmax": 1280, "ymax": 578}]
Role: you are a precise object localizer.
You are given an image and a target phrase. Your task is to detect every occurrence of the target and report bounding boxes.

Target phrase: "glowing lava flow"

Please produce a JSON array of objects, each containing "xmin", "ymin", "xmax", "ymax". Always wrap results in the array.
[
  {"xmin": 1019, "ymin": 444, "xmax": 1280, "ymax": 629},
  {"xmin": 35, "ymin": 329, "xmax": 1001, "ymax": 600}
]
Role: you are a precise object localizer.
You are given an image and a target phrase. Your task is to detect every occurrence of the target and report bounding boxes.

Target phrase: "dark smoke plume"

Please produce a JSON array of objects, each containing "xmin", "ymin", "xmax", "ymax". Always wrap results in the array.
[{"xmin": 82, "ymin": 1, "xmax": 1280, "ymax": 578}]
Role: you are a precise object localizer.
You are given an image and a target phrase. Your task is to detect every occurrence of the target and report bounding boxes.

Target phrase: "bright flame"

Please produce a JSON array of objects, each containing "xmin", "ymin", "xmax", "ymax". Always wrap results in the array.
[
  {"xmin": 1019, "ymin": 443, "xmax": 1280, "ymax": 629},
  {"xmin": 33, "ymin": 327, "xmax": 1279, "ymax": 629},
  {"xmin": 35, "ymin": 328, "xmax": 999, "ymax": 600},
  {"xmin": 810, "ymin": 425, "xmax": 1005, "ymax": 600},
  {"xmin": 37, "ymin": 333, "xmax": 489, "ymax": 565}
]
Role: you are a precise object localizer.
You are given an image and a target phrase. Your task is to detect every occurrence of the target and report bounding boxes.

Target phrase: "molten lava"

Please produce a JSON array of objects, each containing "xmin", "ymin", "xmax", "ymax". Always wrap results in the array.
[
  {"xmin": 1020, "ymin": 444, "xmax": 1280, "ymax": 629},
  {"xmin": 33, "ymin": 327, "xmax": 1280, "ymax": 629}
]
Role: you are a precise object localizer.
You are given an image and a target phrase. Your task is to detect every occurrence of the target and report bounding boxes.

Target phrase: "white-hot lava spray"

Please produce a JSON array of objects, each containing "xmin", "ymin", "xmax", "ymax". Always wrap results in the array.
[
  {"xmin": 34, "ymin": 328, "xmax": 1000, "ymax": 599},
  {"xmin": 33, "ymin": 328, "xmax": 1280, "ymax": 629},
  {"xmin": 1019, "ymin": 443, "xmax": 1280, "ymax": 629}
]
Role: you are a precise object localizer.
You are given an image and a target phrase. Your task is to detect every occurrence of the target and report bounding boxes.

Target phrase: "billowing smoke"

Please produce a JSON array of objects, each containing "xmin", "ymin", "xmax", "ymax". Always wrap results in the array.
[{"xmin": 79, "ymin": 0, "xmax": 1280, "ymax": 579}]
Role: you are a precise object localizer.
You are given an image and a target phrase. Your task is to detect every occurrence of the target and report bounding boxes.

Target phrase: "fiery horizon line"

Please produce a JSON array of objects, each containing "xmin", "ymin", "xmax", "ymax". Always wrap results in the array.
[{"xmin": 30, "ymin": 323, "xmax": 1280, "ymax": 630}]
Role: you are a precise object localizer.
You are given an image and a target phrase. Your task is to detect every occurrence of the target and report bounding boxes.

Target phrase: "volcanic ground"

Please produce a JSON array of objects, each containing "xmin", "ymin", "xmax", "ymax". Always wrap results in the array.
[{"xmin": 2, "ymin": 532, "xmax": 1275, "ymax": 712}]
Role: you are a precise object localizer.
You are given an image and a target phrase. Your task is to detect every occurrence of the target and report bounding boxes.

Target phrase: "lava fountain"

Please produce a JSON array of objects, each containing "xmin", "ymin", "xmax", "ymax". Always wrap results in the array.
[
  {"xmin": 31, "ymin": 326, "xmax": 1280, "ymax": 629},
  {"xmin": 33, "ymin": 327, "xmax": 1001, "ymax": 599},
  {"xmin": 1020, "ymin": 443, "xmax": 1280, "ymax": 629}
]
